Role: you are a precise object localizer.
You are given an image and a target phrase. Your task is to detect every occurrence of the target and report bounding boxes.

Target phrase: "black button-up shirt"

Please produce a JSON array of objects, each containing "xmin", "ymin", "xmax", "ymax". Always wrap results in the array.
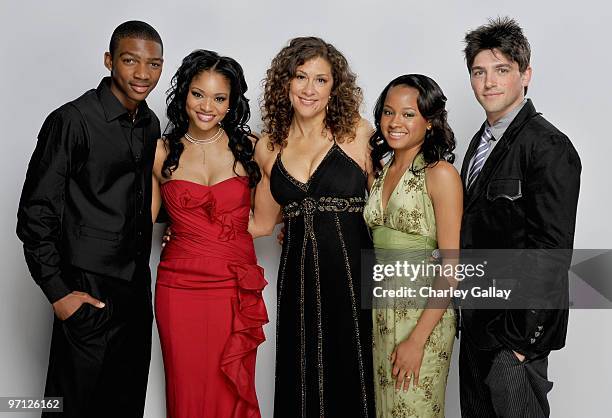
[{"xmin": 17, "ymin": 77, "xmax": 161, "ymax": 303}]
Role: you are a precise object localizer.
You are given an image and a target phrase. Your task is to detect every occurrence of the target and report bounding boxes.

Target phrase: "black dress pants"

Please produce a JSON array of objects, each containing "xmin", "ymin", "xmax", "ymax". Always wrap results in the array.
[
  {"xmin": 42, "ymin": 267, "xmax": 153, "ymax": 418},
  {"xmin": 459, "ymin": 335, "xmax": 554, "ymax": 418}
]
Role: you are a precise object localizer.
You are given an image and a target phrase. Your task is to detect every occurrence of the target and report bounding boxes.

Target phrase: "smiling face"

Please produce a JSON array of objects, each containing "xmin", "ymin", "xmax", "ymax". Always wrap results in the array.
[
  {"xmin": 185, "ymin": 70, "xmax": 231, "ymax": 137},
  {"xmin": 289, "ymin": 56, "xmax": 333, "ymax": 119},
  {"xmin": 470, "ymin": 48, "xmax": 531, "ymax": 123},
  {"xmin": 380, "ymin": 85, "xmax": 430, "ymax": 153},
  {"xmin": 104, "ymin": 37, "xmax": 163, "ymax": 112}
]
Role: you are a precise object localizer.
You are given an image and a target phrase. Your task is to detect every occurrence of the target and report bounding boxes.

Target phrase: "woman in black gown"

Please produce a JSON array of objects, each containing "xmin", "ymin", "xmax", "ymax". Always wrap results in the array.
[{"xmin": 248, "ymin": 37, "xmax": 375, "ymax": 418}]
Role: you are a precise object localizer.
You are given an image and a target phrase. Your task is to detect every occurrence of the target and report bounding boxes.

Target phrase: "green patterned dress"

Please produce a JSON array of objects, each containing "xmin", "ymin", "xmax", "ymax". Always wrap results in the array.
[{"xmin": 363, "ymin": 155, "xmax": 456, "ymax": 418}]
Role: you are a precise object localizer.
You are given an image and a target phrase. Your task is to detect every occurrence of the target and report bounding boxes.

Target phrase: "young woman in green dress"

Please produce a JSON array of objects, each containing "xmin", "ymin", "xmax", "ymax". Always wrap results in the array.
[{"xmin": 364, "ymin": 74, "xmax": 463, "ymax": 418}]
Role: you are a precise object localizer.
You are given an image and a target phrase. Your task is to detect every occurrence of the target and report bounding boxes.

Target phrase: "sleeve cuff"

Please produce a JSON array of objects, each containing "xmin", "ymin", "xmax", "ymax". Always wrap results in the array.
[{"xmin": 39, "ymin": 275, "xmax": 72, "ymax": 304}]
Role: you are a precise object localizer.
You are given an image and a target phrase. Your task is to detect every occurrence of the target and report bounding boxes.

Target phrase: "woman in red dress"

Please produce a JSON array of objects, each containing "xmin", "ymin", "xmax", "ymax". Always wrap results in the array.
[{"xmin": 151, "ymin": 50, "xmax": 268, "ymax": 418}]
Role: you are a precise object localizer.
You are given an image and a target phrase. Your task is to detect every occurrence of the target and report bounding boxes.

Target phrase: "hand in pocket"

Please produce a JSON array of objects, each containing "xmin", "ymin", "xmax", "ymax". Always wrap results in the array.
[{"xmin": 52, "ymin": 291, "xmax": 105, "ymax": 321}]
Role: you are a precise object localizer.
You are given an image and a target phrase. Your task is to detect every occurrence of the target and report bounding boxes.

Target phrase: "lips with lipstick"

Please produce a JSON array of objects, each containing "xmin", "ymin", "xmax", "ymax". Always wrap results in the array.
[
  {"xmin": 387, "ymin": 131, "xmax": 408, "ymax": 140},
  {"xmin": 196, "ymin": 112, "xmax": 216, "ymax": 123},
  {"xmin": 297, "ymin": 96, "xmax": 318, "ymax": 107}
]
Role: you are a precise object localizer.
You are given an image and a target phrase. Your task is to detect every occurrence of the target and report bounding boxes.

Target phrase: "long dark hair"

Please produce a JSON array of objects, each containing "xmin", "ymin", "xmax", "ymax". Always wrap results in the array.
[
  {"xmin": 369, "ymin": 74, "xmax": 455, "ymax": 176},
  {"xmin": 163, "ymin": 49, "xmax": 261, "ymax": 187}
]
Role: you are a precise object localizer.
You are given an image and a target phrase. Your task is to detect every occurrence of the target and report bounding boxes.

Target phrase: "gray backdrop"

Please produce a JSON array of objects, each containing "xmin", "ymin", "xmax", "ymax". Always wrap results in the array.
[{"xmin": 1, "ymin": 0, "xmax": 610, "ymax": 417}]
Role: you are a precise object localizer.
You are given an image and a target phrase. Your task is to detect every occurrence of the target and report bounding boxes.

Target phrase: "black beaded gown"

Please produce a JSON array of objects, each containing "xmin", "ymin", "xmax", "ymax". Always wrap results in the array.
[{"xmin": 270, "ymin": 141, "xmax": 374, "ymax": 418}]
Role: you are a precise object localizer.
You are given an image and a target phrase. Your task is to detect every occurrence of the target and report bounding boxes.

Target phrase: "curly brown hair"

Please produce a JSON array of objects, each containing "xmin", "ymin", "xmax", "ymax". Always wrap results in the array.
[{"xmin": 261, "ymin": 37, "xmax": 363, "ymax": 148}]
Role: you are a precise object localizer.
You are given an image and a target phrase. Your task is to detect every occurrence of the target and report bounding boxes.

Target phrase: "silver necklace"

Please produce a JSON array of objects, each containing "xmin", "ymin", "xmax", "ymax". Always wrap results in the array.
[
  {"xmin": 184, "ymin": 127, "xmax": 224, "ymax": 165},
  {"xmin": 184, "ymin": 127, "xmax": 224, "ymax": 145}
]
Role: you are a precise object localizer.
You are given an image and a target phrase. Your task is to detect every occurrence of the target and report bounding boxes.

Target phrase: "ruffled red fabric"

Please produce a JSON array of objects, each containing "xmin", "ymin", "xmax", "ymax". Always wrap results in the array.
[
  {"xmin": 221, "ymin": 264, "xmax": 269, "ymax": 418},
  {"xmin": 176, "ymin": 185, "xmax": 237, "ymax": 242}
]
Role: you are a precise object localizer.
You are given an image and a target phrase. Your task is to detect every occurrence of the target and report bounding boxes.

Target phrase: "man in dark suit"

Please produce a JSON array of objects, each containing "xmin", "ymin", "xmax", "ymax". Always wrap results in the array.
[
  {"xmin": 458, "ymin": 17, "xmax": 581, "ymax": 418},
  {"xmin": 16, "ymin": 21, "xmax": 163, "ymax": 417}
]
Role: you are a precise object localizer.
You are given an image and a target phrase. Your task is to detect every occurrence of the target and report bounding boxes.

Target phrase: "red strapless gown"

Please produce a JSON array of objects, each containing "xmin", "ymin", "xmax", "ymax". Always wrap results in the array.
[{"xmin": 155, "ymin": 177, "xmax": 268, "ymax": 418}]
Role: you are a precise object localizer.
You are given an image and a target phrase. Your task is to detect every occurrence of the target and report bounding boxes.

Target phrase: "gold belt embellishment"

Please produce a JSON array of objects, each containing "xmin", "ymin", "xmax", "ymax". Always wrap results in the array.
[{"xmin": 282, "ymin": 196, "xmax": 366, "ymax": 218}]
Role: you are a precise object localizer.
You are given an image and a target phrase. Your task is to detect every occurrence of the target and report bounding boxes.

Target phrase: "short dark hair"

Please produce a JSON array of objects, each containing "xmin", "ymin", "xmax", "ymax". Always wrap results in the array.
[
  {"xmin": 463, "ymin": 17, "xmax": 531, "ymax": 73},
  {"xmin": 369, "ymin": 74, "xmax": 456, "ymax": 177},
  {"xmin": 109, "ymin": 20, "xmax": 163, "ymax": 57}
]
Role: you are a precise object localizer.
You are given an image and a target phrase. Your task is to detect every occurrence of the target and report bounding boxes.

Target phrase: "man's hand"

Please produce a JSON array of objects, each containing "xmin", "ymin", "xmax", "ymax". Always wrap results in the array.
[
  {"xmin": 52, "ymin": 291, "xmax": 105, "ymax": 321},
  {"xmin": 513, "ymin": 350, "xmax": 526, "ymax": 362}
]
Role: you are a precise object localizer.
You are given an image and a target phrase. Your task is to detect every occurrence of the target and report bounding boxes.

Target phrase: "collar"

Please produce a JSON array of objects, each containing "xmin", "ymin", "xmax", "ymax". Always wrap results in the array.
[
  {"xmin": 486, "ymin": 98, "xmax": 528, "ymax": 140},
  {"xmin": 96, "ymin": 77, "xmax": 151, "ymax": 123}
]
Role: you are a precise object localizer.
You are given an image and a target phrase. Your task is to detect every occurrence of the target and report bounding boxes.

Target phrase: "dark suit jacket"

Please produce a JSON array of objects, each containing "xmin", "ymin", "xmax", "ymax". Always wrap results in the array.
[
  {"xmin": 17, "ymin": 78, "xmax": 160, "ymax": 303},
  {"xmin": 459, "ymin": 99, "xmax": 581, "ymax": 359}
]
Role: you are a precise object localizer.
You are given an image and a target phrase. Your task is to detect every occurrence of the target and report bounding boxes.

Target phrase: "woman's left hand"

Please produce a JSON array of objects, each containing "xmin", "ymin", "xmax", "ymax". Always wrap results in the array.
[{"xmin": 390, "ymin": 336, "xmax": 426, "ymax": 391}]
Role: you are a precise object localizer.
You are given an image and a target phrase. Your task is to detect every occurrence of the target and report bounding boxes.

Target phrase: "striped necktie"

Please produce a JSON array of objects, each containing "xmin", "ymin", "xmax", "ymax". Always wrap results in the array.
[{"xmin": 467, "ymin": 126, "xmax": 493, "ymax": 190}]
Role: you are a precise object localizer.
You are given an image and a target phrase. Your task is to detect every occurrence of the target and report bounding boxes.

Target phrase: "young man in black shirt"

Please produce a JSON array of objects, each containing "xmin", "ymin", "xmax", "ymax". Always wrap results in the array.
[{"xmin": 17, "ymin": 20, "xmax": 164, "ymax": 417}]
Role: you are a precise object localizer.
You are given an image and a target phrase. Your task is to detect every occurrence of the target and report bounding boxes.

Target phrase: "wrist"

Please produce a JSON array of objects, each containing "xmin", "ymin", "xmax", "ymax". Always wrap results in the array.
[{"xmin": 407, "ymin": 330, "xmax": 428, "ymax": 347}]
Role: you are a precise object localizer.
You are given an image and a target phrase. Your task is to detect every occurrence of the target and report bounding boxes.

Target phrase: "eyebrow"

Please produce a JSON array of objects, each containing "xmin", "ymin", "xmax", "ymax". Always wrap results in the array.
[
  {"xmin": 190, "ymin": 87, "xmax": 228, "ymax": 95},
  {"xmin": 296, "ymin": 70, "xmax": 331, "ymax": 77},
  {"xmin": 471, "ymin": 63, "xmax": 512, "ymax": 70},
  {"xmin": 384, "ymin": 105, "xmax": 417, "ymax": 111},
  {"xmin": 119, "ymin": 52, "xmax": 163, "ymax": 62}
]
